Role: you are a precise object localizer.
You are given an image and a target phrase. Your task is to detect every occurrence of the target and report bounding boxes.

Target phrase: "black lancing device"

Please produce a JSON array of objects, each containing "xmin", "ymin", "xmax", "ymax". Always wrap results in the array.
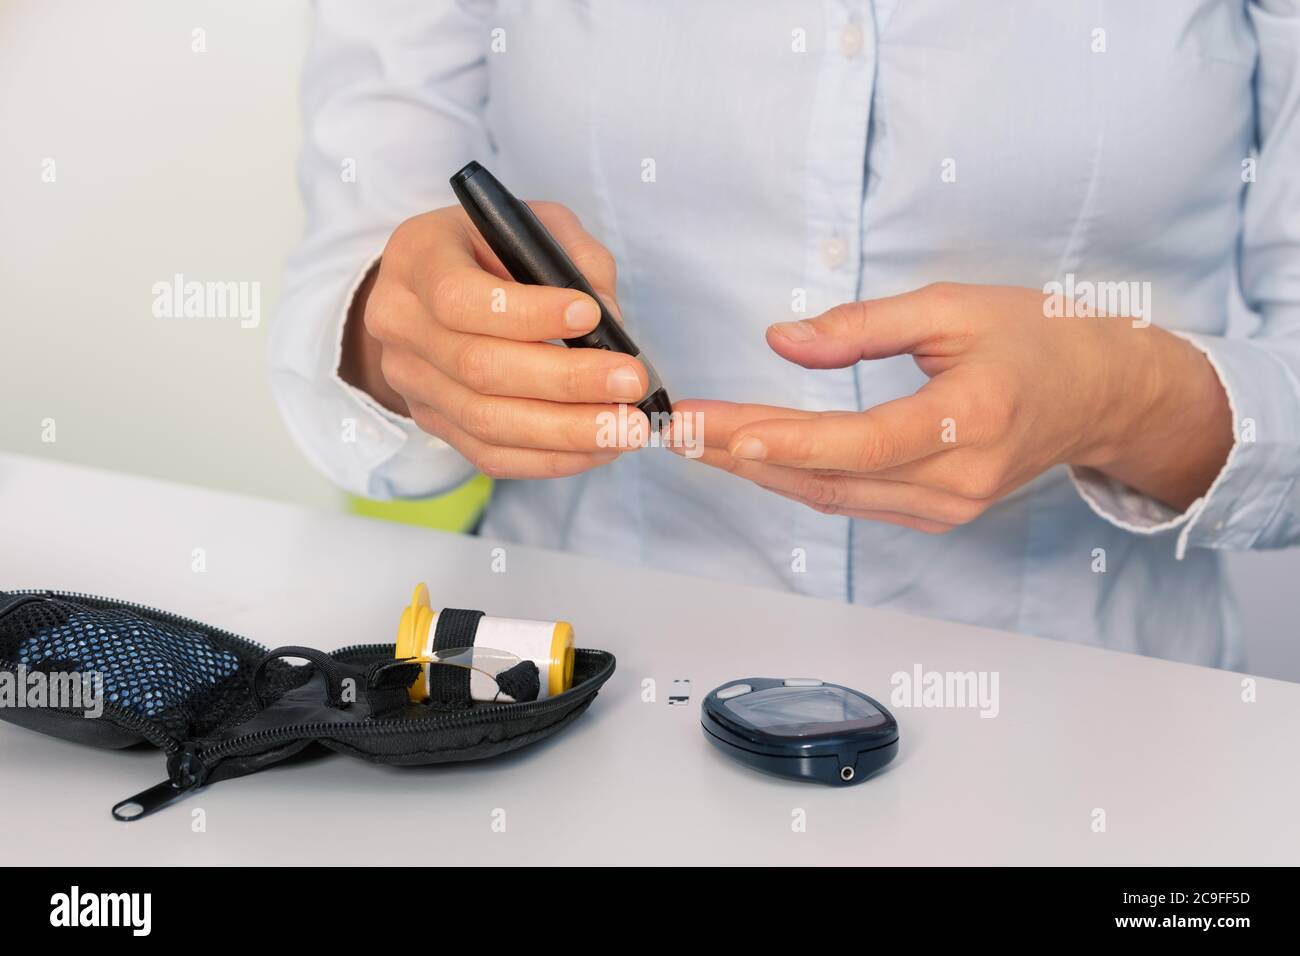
[{"xmin": 450, "ymin": 161, "xmax": 673, "ymax": 424}]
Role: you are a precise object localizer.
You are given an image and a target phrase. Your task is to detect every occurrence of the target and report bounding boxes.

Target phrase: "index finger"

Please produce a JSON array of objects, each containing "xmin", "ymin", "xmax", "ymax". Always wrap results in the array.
[
  {"xmin": 726, "ymin": 387, "xmax": 961, "ymax": 473},
  {"xmin": 666, "ymin": 400, "xmax": 820, "ymax": 452}
]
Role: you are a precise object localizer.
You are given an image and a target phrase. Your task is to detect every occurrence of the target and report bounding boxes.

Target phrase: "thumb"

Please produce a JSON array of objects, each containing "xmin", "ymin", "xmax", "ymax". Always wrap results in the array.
[{"xmin": 765, "ymin": 288, "xmax": 951, "ymax": 369}]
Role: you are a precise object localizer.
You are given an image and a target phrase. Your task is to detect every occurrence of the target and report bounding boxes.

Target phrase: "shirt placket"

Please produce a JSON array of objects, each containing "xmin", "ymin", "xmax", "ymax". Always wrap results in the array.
[{"xmin": 792, "ymin": 0, "xmax": 877, "ymax": 602}]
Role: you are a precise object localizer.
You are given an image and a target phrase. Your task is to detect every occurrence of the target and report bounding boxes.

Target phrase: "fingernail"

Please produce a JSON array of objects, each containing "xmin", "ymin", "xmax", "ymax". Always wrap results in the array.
[
  {"xmin": 770, "ymin": 320, "xmax": 816, "ymax": 342},
  {"xmin": 730, "ymin": 436, "xmax": 767, "ymax": 460},
  {"xmin": 565, "ymin": 298, "xmax": 601, "ymax": 331},
  {"xmin": 607, "ymin": 366, "xmax": 645, "ymax": 401},
  {"xmin": 593, "ymin": 449, "xmax": 621, "ymax": 464}
]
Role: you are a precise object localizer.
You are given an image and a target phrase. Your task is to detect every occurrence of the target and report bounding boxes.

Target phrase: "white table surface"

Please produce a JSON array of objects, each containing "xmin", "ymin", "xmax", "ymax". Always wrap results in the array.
[{"xmin": 1, "ymin": 452, "xmax": 1297, "ymax": 865}]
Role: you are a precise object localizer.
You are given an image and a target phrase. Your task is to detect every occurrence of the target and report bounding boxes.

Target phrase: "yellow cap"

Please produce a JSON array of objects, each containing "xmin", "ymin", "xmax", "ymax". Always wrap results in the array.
[
  {"xmin": 549, "ymin": 621, "xmax": 576, "ymax": 697},
  {"xmin": 395, "ymin": 583, "xmax": 437, "ymax": 702}
]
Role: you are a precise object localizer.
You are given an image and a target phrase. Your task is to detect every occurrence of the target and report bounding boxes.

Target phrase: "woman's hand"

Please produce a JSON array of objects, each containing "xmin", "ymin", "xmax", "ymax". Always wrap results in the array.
[
  {"xmin": 670, "ymin": 283, "xmax": 1233, "ymax": 534},
  {"xmin": 340, "ymin": 203, "xmax": 650, "ymax": 479}
]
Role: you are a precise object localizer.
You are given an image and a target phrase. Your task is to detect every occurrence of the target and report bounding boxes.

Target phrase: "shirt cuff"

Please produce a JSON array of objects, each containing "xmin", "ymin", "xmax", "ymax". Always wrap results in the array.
[
  {"xmin": 1069, "ymin": 329, "xmax": 1300, "ymax": 558},
  {"xmin": 270, "ymin": 245, "xmax": 477, "ymax": 501},
  {"xmin": 328, "ymin": 255, "xmax": 478, "ymax": 499}
]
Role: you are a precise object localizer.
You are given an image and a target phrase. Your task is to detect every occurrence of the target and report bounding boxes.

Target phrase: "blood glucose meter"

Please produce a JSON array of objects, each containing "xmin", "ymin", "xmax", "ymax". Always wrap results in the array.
[{"xmin": 701, "ymin": 678, "xmax": 899, "ymax": 785}]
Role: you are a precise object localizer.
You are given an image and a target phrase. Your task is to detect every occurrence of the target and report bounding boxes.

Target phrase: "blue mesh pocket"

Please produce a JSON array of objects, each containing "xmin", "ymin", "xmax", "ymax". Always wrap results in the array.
[{"xmin": 16, "ymin": 608, "xmax": 241, "ymax": 718}]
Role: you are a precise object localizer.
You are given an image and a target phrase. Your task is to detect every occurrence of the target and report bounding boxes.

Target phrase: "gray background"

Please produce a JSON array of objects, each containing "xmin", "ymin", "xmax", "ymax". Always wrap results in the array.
[{"xmin": 2, "ymin": 0, "xmax": 1297, "ymax": 681}]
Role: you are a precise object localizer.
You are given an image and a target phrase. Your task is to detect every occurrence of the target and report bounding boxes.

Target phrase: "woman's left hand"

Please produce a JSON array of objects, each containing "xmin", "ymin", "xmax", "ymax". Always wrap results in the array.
[{"xmin": 668, "ymin": 283, "xmax": 1233, "ymax": 534}]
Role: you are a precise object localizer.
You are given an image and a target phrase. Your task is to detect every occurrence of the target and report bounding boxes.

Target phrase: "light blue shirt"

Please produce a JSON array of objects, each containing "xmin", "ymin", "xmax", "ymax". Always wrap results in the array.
[{"xmin": 272, "ymin": 0, "xmax": 1300, "ymax": 669}]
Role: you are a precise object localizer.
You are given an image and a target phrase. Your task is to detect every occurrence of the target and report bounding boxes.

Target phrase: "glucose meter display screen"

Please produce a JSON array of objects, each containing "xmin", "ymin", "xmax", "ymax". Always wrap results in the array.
[{"xmin": 725, "ymin": 686, "xmax": 882, "ymax": 737}]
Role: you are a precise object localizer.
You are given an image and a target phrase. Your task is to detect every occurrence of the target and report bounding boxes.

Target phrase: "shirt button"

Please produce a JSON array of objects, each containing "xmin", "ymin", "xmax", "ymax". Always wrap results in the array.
[
  {"xmin": 821, "ymin": 238, "xmax": 848, "ymax": 269},
  {"xmin": 840, "ymin": 23, "xmax": 864, "ymax": 58}
]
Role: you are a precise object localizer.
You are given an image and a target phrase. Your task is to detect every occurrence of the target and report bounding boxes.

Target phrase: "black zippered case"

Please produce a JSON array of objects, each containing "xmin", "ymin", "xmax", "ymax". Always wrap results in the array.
[{"xmin": 0, "ymin": 590, "xmax": 616, "ymax": 820}]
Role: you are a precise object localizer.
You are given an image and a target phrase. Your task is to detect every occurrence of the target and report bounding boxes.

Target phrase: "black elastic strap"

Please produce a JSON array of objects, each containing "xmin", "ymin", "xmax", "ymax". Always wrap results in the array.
[
  {"xmin": 429, "ymin": 608, "xmax": 484, "ymax": 707},
  {"xmin": 251, "ymin": 645, "xmax": 348, "ymax": 710},
  {"xmin": 495, "ymin": 660, "xmax": 540, "ymax": 703}
]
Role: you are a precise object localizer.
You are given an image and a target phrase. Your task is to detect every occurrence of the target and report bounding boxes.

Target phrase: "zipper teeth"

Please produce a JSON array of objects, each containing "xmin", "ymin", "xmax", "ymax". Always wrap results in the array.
[
  {"xmin": 195, "ymin": 662, "xmax": 610, "ymax": 764},
  {"xmin": 331, "ymin": 641, "xmax": 394, "ymax": 659},
  {"xmin": 0, "ymin": 591, "xmax": 210, "ymax": 754},
  {"xmin": 5, "ymin": 589, "xmax": 270, "ymax": 659},
  {"xmin": 0, "ymin": 655, "xmax": 180, "ymax": 753},
  {"xmin": 2, "ymin": 588, "xmax": 276, "ymax": 755},
  {"xmin": 1, "ymin": 592, "xmax": 614, "ymax": 777}
]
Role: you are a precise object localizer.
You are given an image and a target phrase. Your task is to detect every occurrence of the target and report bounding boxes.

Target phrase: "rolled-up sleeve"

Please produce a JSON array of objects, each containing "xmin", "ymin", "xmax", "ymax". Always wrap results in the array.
[
  {"xmin": 269, "ymin": 0, "xmax": 488, "ymax": 499},
  {"xmin": 1071, "ymin": 0, "xmax": 1300, "ymax": 558}
]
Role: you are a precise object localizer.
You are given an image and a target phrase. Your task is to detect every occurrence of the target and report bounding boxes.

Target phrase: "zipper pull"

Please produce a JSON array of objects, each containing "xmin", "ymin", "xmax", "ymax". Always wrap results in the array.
[
  {"xmin": 111, "ymin": 746, "xmax": 205, "ymax": 822},
  {"xmin": 112, "ymin": 778, "xmax": 196, "ymax": 821}
]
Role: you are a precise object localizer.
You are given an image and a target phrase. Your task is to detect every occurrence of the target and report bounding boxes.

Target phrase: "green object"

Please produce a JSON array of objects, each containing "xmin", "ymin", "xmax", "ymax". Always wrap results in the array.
[{"xmin": 348, "ymin": 474, "xmax": 493, "ymax": 532}]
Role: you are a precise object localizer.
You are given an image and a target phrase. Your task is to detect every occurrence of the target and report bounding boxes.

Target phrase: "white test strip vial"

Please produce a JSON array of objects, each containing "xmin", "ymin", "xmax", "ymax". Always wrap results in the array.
[{"xmin": 394, "ymin": 583, "xmax": 575, "ymax": 703}]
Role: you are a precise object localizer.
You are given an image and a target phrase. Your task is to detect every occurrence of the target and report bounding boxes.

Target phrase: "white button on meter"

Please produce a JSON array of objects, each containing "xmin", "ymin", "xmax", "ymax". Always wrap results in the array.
[
  {"xmin": 783, "ymin": 678, "xmax": 824, "ymax": 687},
  {"xmin": 716, "ymin": 683, "xmax": 752, "ymax": 699}
]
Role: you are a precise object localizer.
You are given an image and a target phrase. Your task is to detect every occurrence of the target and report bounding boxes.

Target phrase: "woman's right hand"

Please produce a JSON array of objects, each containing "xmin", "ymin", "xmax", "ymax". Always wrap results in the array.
[{"xmin": 340, "ymin": 203, "xmax": 651, "ymax": 479}]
